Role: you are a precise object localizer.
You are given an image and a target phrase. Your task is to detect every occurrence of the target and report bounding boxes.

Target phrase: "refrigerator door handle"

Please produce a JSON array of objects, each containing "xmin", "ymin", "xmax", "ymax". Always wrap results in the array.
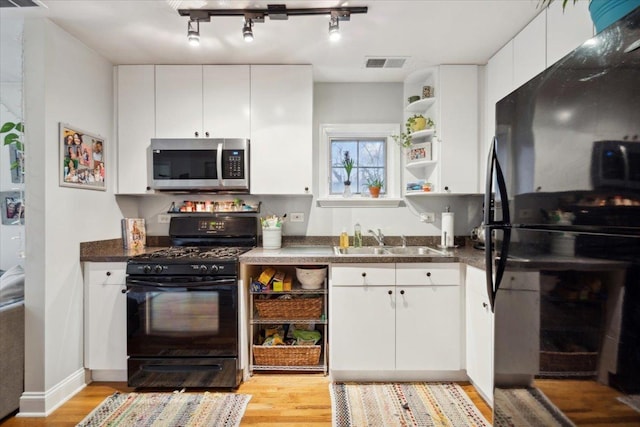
[
  {"xmin": 483, "ymin": 137, "xmax": 496, "ymax": 226},
  {"xmin": 484, "ymin": 136, "xmax": 512, "ymax": 312}
]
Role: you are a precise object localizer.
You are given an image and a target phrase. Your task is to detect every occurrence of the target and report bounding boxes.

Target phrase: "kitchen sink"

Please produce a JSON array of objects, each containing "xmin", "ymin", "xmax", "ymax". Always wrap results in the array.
[
  {"xmin": 333, "ymin": 245, "xmax": 449, "ymax": 256},
  {"xmin": 334, "ymin": 246, "xmax": 388, "ymax": 255},
  {"xmin": 383, "ymin": 246, "xmax": 447, "ymax": 256}
]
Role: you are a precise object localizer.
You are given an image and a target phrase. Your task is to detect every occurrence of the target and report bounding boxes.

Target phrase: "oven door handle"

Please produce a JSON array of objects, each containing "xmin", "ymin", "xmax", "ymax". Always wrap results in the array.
[{"xmin": 126, "ymin": 278, "xmax": 237, "ymax": 289}]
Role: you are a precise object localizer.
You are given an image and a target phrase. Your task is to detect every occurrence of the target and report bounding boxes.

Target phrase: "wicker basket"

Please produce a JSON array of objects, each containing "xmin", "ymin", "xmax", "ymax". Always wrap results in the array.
[
  {"xmin": 539, "ymin": 351, "xmax": 597, "ymax": 373},
  {"xmin": 254, "ymin": 297, "xmax": 323, "ymax": 319},
  {"xmin": 253, "ymin": 345, "xmax": 321, "ymax": 366}
]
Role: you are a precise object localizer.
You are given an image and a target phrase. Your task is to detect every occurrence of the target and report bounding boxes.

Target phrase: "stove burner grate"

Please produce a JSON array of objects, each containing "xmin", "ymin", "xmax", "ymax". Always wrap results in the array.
[{"xmin": 141, "ymin": 246, "xmax": 249, "ymax": 261}]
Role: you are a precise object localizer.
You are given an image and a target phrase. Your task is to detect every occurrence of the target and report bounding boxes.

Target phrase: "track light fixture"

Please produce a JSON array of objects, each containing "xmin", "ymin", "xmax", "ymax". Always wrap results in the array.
[
  {"xmin": 179, "ymin": 4, "xmax": 367, "ymax": 44},
  {"xmin": 187, "ymin": 20, "xmax": 200, "ymax": 46},
  {"xmin": 243, "ymin": 18, "xmax": 254, "ymax": 43}
]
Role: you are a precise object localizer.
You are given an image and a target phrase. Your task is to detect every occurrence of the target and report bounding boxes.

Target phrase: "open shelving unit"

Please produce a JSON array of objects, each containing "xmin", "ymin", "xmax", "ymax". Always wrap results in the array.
[{"xmin": 246, "ymin": 264, "xmax": 329, "ymax": 374}]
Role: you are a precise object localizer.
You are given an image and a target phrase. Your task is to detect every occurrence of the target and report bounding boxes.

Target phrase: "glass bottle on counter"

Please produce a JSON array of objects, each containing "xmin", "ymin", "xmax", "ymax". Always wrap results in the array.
[
  {"xmin": 339, "ymin": 228, "xmax": 349, "ymax": 249},
  {"xmin": 354, "ymin": 223, "xmax": 362, "ymax": 248}
]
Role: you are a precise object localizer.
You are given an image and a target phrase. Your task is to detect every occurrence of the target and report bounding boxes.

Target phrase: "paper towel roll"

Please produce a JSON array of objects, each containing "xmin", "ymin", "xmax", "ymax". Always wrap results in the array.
[{"xmin": 441, "ymin": 212, "xmax": 455, "ymax": 247}]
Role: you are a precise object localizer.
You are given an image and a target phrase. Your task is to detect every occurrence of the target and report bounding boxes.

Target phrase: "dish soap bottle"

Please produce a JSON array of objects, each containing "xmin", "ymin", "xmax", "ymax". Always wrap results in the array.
[
  {"xmin": 354, "ymin": 223, "xmax": 362, "ymax": 248},
  {"xmin": 339, "ymin": 228, "xmax": 349, "ymax": 249}
]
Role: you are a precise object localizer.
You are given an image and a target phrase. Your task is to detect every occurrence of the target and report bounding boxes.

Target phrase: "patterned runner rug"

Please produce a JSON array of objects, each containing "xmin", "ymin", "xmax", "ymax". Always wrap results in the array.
[
  {"xmin": 330, "ymin": 382, "xmax": 490, "ymax": 427},
  {"xmin": 617, "ymin": 395, "xmax": 640, "ymax": 413},
  {"xmin": 494, "ymin": 387, "xmax": 575, "ymax": 427},
  {"xmin": 76, "ymin": 391, "xmax": 251, "ymax": 427}
]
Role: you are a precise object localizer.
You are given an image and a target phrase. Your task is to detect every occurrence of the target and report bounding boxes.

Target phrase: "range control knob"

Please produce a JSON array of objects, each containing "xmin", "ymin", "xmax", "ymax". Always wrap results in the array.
[
  {"xmin": 154, "ymin": 265, "xmax": 163, "ymax": 274},
  {"xmin": 210, "ymin": 265, "xmax": 219, "ymax": 273},
  {"xmin": 143, "ymin": 265, "xmax": 152, "ymax": 274},
  {"xmin": 200, "ymin": 265, "xmax": 208, "ymax": 273}
]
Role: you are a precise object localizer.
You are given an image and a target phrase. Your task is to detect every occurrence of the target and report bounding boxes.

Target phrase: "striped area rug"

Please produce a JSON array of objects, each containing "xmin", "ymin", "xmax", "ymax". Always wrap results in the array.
[
  {"xmin": 330, "ymin": 382, "xmax": 490, "ymax": 427},
  {"xmin": 76, "ymin": 392, "xmax": 251, "ymax": 427},
  {"xmin": 494, "ymin": 387, "xmax": 575, "ymax": 427}
]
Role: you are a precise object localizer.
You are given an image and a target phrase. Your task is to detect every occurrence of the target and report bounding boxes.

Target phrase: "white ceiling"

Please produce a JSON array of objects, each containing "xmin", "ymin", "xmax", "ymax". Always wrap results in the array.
[{"xmin": 1, "ymin": 0, "xmax": 544, "ymax": 83}]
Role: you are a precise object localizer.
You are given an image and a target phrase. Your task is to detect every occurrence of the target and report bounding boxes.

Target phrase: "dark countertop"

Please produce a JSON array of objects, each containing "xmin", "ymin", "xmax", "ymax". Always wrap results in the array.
[{"xmin": 80, "ymin": 237, "xmax": 486, "ymax": 269}]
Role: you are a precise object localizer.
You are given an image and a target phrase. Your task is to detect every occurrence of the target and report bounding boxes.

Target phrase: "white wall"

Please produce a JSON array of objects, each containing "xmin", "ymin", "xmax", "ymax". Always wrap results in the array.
[
  {"xmin": 0, "ymin": 15, "xmax": 25, "ymax": 271},
  {"xmin": 21, "ymin": 18, "xmax": 124, "ymax": 415},
  {"xmin": 137, "ymin": 82, "xmax": 483, "ymax": 238}
]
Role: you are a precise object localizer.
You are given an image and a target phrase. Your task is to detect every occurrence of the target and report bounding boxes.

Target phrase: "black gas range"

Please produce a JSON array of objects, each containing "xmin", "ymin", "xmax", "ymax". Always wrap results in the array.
[{"xmin": 125, "ymin": 216, "xmax": 258, "ymax": 389}]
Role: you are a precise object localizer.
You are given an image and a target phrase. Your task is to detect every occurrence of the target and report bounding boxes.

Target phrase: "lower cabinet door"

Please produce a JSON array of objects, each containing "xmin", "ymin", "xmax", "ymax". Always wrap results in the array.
[
  {"xmin": 330, "ymin": 286, "xmax": 395, "ymax": 371},
  {"xmin": 396, "ymin": 286, "xmax": 461, "ymax": 370}
]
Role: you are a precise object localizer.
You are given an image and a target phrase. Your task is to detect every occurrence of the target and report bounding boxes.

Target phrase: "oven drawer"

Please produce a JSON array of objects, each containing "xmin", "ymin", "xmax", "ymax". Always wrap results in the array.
[{"xmin": 128, "ymin": 357, "xmax": 240, "ymax": 388}]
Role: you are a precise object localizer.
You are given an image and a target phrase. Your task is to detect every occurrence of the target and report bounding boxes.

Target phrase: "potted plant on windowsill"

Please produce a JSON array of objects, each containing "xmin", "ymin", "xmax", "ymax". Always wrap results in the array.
[
  {"xmin": 342, "ymin": 151, "xmax": 355, "ymax": 197},
  {"xmin": 367, "ymin": 175, "xmax": 384, "ymax": 198}
]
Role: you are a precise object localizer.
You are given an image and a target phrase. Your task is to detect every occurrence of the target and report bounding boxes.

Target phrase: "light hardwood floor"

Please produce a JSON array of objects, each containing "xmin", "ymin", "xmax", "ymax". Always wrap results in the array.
[{"xmin": 0, "ymin": 375, "xmax": 492, "ymax": 426}]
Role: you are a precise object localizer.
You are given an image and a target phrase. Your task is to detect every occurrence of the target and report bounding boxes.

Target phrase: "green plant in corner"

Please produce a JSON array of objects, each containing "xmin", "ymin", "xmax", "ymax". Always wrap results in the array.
[
  {"xmin": 366, "ymin": 175, "xmax": 383, "ymax": 189},
  {"xmin": 392, "ymin": 115, "xmax": 435, "ymax": 148},
  {"xmin": 537, "ymin": 0, "xmax": 578, "ymax": 10},
  {"xmin": 342, "ymin": 150, "xmax": 354, "ymax": 185},
  {"xmin": 1, "ymin": 121, "xmax": 24, "ymax": 173}
]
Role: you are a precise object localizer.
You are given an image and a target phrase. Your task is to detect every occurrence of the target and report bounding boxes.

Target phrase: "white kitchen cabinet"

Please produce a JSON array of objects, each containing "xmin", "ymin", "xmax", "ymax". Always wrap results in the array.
[
  {"xmin": 396, "ymin": 263, "xmax": 462, "ymax": 371},
  {"xmin": 438, "ymin": 65, "xmax": 479, "ymax": 194},
  {"xmin": 250, "ymin": 65, "xmax": 313, "ymax": 195},
  {"xmin": 546, "ymin": 0, "xmax": 593, "ymax": 67},
  {"xmin": 330, "ymin": 263, "xmax": 464, "ymax": 381},
  {"xmin": 116, "ymin": 65, "xmax": 155, "ymax": 194},
  {"xmin": 331, "ymin": 286, "xmax": 396, "ymax": 371},
  {"xmin": 513, "ymin": 11, "xmax": 547, "ymax": 90},
  {"xmin": 83, "ymin": 262, "xmax": 127, "ymax": 381},
  {"xmin": 465, "ymin": 265, "xmax": 494, "ymax": 405},
  {"xmin": 202, "ymin": 65, "xmax": 250, "ymax": 139},
  {"xmin": 155, "ymin": 65, "xmax": 251, "ymax": 139},
  {"xmin": 155, "ymin": 65, "xmax": 203, "ymax": 138}
]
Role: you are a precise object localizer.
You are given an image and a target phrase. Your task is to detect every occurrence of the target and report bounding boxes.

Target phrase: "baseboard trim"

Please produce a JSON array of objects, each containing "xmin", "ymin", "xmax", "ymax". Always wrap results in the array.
[
  {"xmin": 17, "ymin": 368, "xmax": 86, "ymax": 417},
  {"xmin": 90, "ymin": 369, "xmax": 127, "ymax": 382}
]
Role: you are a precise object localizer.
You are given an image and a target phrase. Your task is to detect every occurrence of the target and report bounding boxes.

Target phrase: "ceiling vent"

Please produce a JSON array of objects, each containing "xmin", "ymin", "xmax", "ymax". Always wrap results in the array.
[
  {"xmin": 364, "ymin": 57, "xmax": 408, "ymax": 69},
  {"xmin": 0, "ymin": 0, "xmax": 39, "ymax": 7}
]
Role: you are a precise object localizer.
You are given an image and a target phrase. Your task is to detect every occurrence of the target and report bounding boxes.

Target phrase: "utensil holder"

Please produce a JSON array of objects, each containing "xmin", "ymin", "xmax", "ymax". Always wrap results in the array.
[{"xmin": 262, "ymin": 227, "xmax": 282, "ymax": 249}]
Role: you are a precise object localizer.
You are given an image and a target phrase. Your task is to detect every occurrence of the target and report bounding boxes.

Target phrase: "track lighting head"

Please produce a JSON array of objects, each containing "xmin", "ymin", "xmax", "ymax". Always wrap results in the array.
[
  {"xmin": 243, "ymin": 18, "xmax": 254, "ymax": 42},
  {"xmin": 328, "ymin": 16, "xmax": 341, "ymax": 42},
  {"xmin": 187, "ymin": 20, "xmax": 200, "ymax": 46}
]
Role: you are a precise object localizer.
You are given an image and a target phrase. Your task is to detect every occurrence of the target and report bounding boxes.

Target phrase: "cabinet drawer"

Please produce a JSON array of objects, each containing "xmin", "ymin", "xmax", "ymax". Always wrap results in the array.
[
  {"xmin": 85, "ymin": 262, "xmax": 126, "ymax": 286},
  {"xmin": 331, "ymin": 264, "xmax": 395, "ymax": 287},
  {"xmin": 396, "ymin": 263, "xmax": 460, "ymax": 286}
]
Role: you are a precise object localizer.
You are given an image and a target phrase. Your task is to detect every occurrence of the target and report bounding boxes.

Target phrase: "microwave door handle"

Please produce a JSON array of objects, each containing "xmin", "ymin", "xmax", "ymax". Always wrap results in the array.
[{"xmin": 217, "ymin": 141, "xmax": 223, "ymax": 188}]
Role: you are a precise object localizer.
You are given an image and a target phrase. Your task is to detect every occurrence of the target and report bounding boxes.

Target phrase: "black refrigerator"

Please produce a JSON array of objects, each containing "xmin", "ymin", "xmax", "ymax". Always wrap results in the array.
[{"xmin": 485, "ymin": 7, "xmax": 640, "ymax": 426}]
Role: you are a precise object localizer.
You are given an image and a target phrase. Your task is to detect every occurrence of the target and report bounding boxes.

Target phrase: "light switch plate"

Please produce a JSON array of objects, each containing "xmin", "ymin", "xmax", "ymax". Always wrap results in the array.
[{"xmin": 158, "ymin": 214, "xmax": 171, "ymax": 224}]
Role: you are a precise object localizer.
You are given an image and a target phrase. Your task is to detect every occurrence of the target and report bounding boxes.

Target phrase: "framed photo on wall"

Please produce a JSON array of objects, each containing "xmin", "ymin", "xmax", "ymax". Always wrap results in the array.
[
  {"xmin": 59, "ymin": 123, "xmax": 106, "ymax": 191},
  {"xmin": 1, "ymin": 191, "xmax": 25, "ymax": 225}
]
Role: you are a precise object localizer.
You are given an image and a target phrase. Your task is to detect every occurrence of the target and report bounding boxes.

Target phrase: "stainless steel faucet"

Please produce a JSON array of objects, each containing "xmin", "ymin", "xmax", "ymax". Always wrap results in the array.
[
  {"xmin": 400, "ymin": 235, "xmax": 407, "ymax": 247},
  {"xmin": 368, "ymin": 228, "xmax": 385, "ymax": 246}
]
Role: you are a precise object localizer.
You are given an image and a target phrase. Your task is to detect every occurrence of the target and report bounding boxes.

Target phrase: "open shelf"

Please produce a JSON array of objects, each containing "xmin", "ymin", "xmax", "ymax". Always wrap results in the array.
[
  {"xmin": 409, "ymin": 128, "xmax": 435, "ymax": 140},
  {"xmin": 406, "ymin": 97, "xmax": 436, "ymax": 113}
]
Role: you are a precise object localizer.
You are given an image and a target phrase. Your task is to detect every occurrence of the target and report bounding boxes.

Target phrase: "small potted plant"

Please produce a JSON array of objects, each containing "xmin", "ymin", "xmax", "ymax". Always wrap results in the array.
[
  {"xmin": 392, "ymin": 115, "xmax": 435, "ymax": 148},
  {"xmin": 342, "ymin": 151, "xmax": 355, "ymax": 197},
  {"xmin": 367, "ymin": 174, "xmax": 384, "ymax": 198}
]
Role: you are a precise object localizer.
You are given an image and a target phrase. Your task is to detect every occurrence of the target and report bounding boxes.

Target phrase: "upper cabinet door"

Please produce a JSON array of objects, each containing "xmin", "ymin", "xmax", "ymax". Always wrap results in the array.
[
  {"xmin": 250, "ymin": 65, "xmax": 313, "ymax": 195},
  {"xmin": 203, "ymin": 65, "xmax": 250, "ymax": 139},
  {"xmin": 546, "ymin": 0, "xmax": 594, "ymax": 67},
  {"xmin": 155, "ymin": 65, "xmax": 203, "ymax": 138},
  {"xmin": 116, "ymin": 65, "xmax": 155, "ymax": 194},
  {"xmin": 439, "ymin": 65, "xmax": 479, "ymax": 194}
]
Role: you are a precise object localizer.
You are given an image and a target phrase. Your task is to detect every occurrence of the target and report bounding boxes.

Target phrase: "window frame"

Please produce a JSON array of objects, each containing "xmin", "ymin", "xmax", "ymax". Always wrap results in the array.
[{"xmin": 318, "ymin": 123, "xmax": 402, "ymax": 207}]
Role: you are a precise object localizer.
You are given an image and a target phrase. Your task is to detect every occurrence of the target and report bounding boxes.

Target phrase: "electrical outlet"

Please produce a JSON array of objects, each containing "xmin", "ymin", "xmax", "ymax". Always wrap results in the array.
[
  {"xmin": 290, "ymin": 212, "xmax": 304, "ymax": 222},
  {"xmin": 420, "ymin": 212, "xmax": 435, "ymax": 223},
  {"xmin": 158, "ymin": 214, "xmax": 171, "ymax": 224}
]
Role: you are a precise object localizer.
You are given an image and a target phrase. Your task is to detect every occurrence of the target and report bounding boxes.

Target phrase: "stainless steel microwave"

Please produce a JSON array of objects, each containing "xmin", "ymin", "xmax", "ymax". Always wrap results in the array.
[{"xmin": 150, "ymin": 138, "xmax": 249, "ymax": 192}]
